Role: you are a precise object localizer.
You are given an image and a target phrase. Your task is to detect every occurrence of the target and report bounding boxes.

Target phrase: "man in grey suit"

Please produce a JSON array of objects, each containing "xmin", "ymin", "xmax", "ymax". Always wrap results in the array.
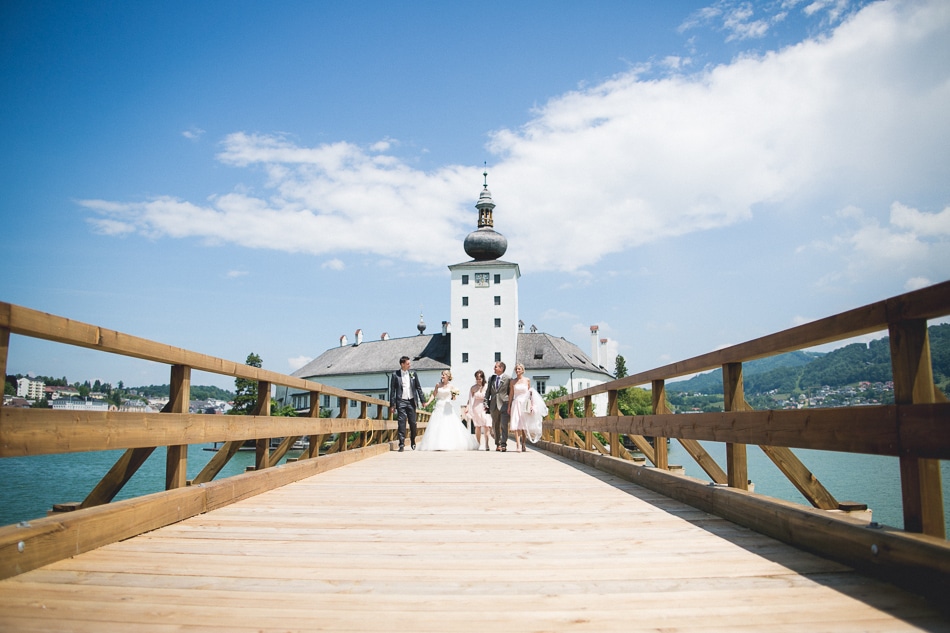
[{"xmin": 484, "ymin": 361, "xmax": 511, "ymax": 451}]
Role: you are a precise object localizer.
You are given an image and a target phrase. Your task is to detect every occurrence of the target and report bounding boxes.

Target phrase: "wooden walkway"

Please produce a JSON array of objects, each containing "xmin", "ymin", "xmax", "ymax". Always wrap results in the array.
[{"xmin": 0, "ymin": 447, "xmax": 947, "ymax": 632}]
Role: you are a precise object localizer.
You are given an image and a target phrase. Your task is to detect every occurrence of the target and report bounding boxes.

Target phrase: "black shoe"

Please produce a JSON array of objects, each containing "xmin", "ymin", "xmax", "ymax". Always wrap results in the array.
[
  {"xmin": 398, "ymin": 446, "xmax": 404, "ymax": 452},
  {"xmin": 411, "ymin": 443, "xmax": 416, "ymax": 450}
]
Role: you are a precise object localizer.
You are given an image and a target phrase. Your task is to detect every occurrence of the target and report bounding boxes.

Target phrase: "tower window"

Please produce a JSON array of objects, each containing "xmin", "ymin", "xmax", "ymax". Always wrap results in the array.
[
  {"xmin": 494, "ymin": 352, "xmax": 501, "ymax": 362},
  {"xmin": 462, "ymin": 353, "xmax": 469, "ymax": 363},
  {"xmin": 462, "ymin": 319, "xmax": 469, "ymax": 329},
  {"xmin": 462, "ymin": 296, "xmax": 469, "ymax": 306},
  {"xmin": 494, "ymin": 274, "xmax": 501, "ymax": 284},
  {"xmin": 494, "ymin": 318, "xmax": 501, "ymax": 328},
  {"xmin": 494, "ymin": 296, "xmax": 501, "ymax": 306},
  {"xmin": 462, "ymin": 275, "xmax": 469, "ymax": 285}
]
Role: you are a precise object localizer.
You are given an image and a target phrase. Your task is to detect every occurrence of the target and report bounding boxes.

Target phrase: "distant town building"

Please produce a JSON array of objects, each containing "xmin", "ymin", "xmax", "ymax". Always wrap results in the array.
[{"xmin": 16, "ymin": 377, "xmax": 45, "ymax": 400}]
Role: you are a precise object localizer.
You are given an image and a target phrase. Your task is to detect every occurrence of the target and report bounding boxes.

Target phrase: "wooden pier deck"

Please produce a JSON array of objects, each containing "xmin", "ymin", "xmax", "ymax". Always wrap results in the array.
[{"xmin": 0, "ymin": 446, "xmax": 946, "ymax": 632}]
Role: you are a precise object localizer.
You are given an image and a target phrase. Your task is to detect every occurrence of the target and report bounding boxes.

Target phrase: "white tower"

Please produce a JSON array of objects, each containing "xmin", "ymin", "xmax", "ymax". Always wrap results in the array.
[{"xmin": 449, "ymin": 171, "xmax": 520, "ymax": 378}]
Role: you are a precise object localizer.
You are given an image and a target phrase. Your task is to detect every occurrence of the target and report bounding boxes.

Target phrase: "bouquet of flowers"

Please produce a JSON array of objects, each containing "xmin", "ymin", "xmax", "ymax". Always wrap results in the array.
[{"xmin": 450, "ymin": 387, "xmax": 460, "ymax": 400}]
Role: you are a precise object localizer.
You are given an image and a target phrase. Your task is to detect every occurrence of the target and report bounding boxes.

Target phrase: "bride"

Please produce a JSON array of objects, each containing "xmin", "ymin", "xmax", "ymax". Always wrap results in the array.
[{"xmin": 416, "ymin": 370, "xmax": 478, "ymax": 451}]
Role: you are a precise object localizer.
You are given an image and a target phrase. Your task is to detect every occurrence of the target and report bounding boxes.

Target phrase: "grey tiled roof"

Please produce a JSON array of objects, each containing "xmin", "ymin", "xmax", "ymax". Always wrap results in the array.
[
  {"xmin": 292, "ymin": 334, "xmax": 451, "ymax": 378},
  {"xmin": 293, "ymin": 331, "xmax": 612, "ymax": 380},
  {"xmin": 516, "ymin": 332, "xmax": 613, "ymax": 376}
]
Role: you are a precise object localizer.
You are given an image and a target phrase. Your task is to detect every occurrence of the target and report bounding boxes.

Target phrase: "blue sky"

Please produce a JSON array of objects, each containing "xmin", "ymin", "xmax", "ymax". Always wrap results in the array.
[{"xmin": 2, "ymin": 0, "xmax": 948, "ymax": 391}]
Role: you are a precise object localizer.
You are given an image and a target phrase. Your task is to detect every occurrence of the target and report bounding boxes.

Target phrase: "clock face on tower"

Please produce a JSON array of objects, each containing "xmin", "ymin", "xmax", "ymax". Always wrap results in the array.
[{"xmin": 474, "ymin": 273, "xmax": 490, "ymax": 288}]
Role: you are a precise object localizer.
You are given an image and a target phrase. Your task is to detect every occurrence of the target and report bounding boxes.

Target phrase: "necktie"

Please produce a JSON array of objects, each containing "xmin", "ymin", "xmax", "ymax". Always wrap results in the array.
[{"xmin": 495, "ymin": 376, "xmax": 500, "ymax": 390}]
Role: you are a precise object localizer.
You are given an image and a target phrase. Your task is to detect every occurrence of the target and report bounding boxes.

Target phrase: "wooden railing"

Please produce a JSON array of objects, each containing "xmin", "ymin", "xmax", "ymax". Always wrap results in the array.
[
  {"xmin": 542, "ymin": 281, "xmax": 950, "ymax": 595},
  {"xmin": 0, "ymin": 301, "xmax": 428, "ymax": 577}
]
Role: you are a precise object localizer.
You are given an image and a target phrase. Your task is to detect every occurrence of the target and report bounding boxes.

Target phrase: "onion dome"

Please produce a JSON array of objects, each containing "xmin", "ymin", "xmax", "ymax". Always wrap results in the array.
[{"xmin": 463, "ymin": 170, "xmax": 508, "ymax": 261}]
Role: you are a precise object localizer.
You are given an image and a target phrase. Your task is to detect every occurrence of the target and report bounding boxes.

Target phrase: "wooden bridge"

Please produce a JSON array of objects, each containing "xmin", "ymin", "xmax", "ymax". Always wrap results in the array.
[{"xmin": 1, "ymin": 282, "xmax": 949, "ymax": 631}]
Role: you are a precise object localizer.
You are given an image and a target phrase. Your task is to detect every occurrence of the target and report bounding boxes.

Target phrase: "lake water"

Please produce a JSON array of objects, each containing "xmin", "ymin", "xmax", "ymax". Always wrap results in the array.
[{"xmin": 1, "ymin": 441, "xmax": 948, "ymax": 533}]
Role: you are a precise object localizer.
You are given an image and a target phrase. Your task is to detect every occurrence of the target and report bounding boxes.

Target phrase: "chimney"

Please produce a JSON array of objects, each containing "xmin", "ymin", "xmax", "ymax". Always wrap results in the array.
[
  {"xmin": 441, "ymin": 321, "xmax": 450, "ymax": 336},
  {"xmin": 355, "ymin": 329, "xmax": 363, "ymax": 345},
  {"xmin": 381, "ymin": 332, "xmax": 389, "ymax": 341},
  {"xmin": 590, "ymin": 325, "xmax": 600, "ymax": 366},
  {"xmin": 339, "ymin": 334, "xmax": 348, "ymax": 347}
]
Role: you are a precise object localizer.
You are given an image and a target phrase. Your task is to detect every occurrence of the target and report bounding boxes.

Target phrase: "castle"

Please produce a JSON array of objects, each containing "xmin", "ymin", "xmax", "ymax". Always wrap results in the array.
[{"xmin": 275, "ymin": 174, "xmax": 613, "ymax": 416}]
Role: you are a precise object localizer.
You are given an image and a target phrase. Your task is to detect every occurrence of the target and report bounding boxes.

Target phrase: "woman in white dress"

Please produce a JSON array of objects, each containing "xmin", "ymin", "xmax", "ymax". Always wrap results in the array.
[
  {"xmin": 464, "ymin": 369, "xmax": 493, "ymax": 451},
  {"xmin": 417, "ymin": 370, "xmax": 478, "ymax": 451},
  {"xmin": 507, "ymin": 363, "xmax": 547, "ymax": 451}
]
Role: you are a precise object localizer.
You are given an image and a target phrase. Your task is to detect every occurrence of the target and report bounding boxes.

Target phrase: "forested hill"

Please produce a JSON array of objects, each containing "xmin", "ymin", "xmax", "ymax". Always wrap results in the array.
[
  {"xmin": 132, "ymin": 384, "xmax": 234, "ymax": 401},
  {"xmin": 666, "ymin": 323, "xmax": 950, "ymax": 395}
]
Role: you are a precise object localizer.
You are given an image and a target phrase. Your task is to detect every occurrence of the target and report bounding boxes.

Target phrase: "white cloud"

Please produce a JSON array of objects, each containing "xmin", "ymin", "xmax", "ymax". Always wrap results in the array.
[
  {"xmin": 322, "ymin": 258, "xmax": 345, "ymax": 271},
  {"xmin": 226, "ymin": 270, "xmax": 248, "ymax": 278},
  {"xmin": 288, "ymin": 355, "xmax": 312, "ymax": 371},
  {"xmin": 82, "ymin": 0, "xmax": 950, "ymax": 288},
  {"xmin": 182, "ymin": 127, "xmax": 205, "ymax": 141}
]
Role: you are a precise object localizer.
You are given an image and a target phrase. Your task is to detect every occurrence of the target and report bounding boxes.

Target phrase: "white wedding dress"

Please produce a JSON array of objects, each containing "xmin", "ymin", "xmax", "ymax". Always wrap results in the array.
[{"xmin": 416, "ymin": 384, "xmax": 479, "ymax": 451}]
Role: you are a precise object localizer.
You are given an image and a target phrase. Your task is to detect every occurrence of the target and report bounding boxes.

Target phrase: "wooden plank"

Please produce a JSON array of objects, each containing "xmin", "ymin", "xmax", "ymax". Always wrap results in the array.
[
  {"xmin": 544, "ymin": 442, "xmax": 950, "ymax": 603},
  {"xmin": 544, "ymin": 403, "xmax": 950, "ymax": 458},
  {"xmin": 0, "ymin": 408, "xmax": 394, "ymax": 457},
  {"xmin": 0, "ymin": 443, "xmax": 389, "ymax": 579},
  {"xmin": 723, "ymin": 363, "xmax": 750, "ymax": 490},
  {"xmin": 0, "ymin": 448, "xmax": 946, "ymax": 632}
]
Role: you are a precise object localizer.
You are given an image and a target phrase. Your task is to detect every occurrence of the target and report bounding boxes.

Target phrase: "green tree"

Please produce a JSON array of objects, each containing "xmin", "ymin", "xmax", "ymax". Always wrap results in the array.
[
  {"xmin": 544, "ymin": 386, "xmax": 584, "ymax": 418},
  {"xmin": 228, "ymin": 353, "xmax": 263, "ymax": 415},
  {"xmin": 615, "ymin": 355, "xmax": 628, "ymax": 379}
]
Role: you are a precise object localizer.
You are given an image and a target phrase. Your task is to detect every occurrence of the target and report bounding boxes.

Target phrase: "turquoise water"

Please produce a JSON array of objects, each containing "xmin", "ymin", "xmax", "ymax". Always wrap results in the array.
[
  {"xmin": 1, "ymin": 442, "xmax": 948, "ymax": 533},
  {"xmin": 666, "ymin": 441, "xmax": 950, "ymax": 531},
  {"xmin": 0, "ymin": 444, "xmax": 297, "ymax": 526}
]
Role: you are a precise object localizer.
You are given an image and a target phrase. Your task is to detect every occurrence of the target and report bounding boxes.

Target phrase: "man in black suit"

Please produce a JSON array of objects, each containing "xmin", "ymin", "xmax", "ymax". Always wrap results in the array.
[
  {"xmin": 389, "ymin": 356, "xmax": 425, "ymax": 452},
  {"xmin": 484, "ymin": 360, "xmax": 511, "ymax": 451}
]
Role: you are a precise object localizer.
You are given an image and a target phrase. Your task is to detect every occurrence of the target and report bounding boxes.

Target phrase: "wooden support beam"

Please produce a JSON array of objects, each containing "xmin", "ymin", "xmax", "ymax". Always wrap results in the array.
[
  {"xmin": 890, "ymin": 319, "xmax": 944, "ymax": 537},
  {"xmin": 722, "ymin": 363, "xmax": 749, "ymax": 490},
  {"xmin": 0, "ymin": 328, "xmax": 9, "ymax": 401},
  {"xmin": 759, "ymin": 445, "xmax": 838, "ymax": 510},
  {"xmin": 651, "ymin": 380, "xmax": 669, "ymax": 470},
  {"xmin": 80, "ymin": 447, "xmax": 156, "ymax": 508},
  {"xmin": 163, "ymin": 364, "xmax": 190, "ymax": 490},
  {"xmin": 607, "ymin": 390, "xmax": 620, "ymax": 457},
  {"xmin": 192, "ymin": 440, "xmax": 242, "ymax": 485},
  {"xmin": 677, "ymin": 438, "xmax": 727, "ymax": 484},
  {"xmin": 254, "ymin": 381, "xmax": 271, "ymax": 471}
]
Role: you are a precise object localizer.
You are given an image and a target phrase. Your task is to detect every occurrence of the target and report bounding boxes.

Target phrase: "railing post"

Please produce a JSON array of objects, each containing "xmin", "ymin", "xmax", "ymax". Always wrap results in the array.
[
  {"xmin": 651, "ymin": 380, "xmax": 669, "ymax": 470},
  {"xmin": 722, "ymin": 364, "xmax": 749, "ymax": 490},
  {"xmin": 164, "ymin": 364, "xmax": 190, "ymax": 489},
  {"xmin": 607, "ymin": 389, "xmax": 620, "ymax": 457},
  {"xmin": 584, "ymin": 395, "xmax": 593, "ymax": 450},
  {"xmin": 890, "ymin": 319, "xmax": 945, "ymax": 537},
  {"xmin": 338, "ymin": 396, "xmax": 349, "ymax": 452},
  {"xmin": 305, "ymin": 391, "xmax": 322, "ymax": 459},
  {"xmin": 0, "ymin": 327, "xmax": 9, "ymax": 408},
  {"xmin": 254, "ymin": 381, "xmax": 271, "ymax": 470}
]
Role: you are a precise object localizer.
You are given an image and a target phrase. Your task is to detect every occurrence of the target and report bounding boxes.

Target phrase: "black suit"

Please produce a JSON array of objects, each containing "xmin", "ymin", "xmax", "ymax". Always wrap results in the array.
[
  {"xmin": 389, "ymin": 369, "xmax": 425, "ymax": 448},
  {"xmin": 484, "ymin": 372, "xmax": 511, "ymax": 449}
]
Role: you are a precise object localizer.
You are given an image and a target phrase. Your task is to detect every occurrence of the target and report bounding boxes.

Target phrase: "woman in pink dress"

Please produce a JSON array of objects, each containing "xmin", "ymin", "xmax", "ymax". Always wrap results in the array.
[
  {"xmin": 464, "ymin": 370, "xmax": 492, "ymax": 451},
  {"xmin": 508, "ymin": 363, "xmax": 547, "ymax": 452}
]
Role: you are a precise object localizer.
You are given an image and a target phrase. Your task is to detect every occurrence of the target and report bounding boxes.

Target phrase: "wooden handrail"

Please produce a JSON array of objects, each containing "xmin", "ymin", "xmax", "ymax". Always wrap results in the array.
[
  {"xmin": 543, "ymin": 280, "xmax": 950, "ymax": 539},
  {"xmin": 0, "ymin": 302, "xmax": 380, "ymax": 403}
]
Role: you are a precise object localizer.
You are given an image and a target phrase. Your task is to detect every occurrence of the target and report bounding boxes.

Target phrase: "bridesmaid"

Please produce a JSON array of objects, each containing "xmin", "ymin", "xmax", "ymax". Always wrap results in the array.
[
  {"xmin": 507, "ymin": 363, "xmax": 532, "ymax": 452},
  {"xmin": 465, "ymin": 370, "xmax": 493, "ymax": 451}
]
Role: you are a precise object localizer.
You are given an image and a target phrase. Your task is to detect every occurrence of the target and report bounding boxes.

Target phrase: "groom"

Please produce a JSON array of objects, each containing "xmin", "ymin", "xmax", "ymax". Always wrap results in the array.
[
  {"xmin": 389, "ymin": 356, "xmax": 425, "ymax": 452},
  {"xmin": 484, "ymin": 361, "xmax": 511, "ymax": 452}
]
